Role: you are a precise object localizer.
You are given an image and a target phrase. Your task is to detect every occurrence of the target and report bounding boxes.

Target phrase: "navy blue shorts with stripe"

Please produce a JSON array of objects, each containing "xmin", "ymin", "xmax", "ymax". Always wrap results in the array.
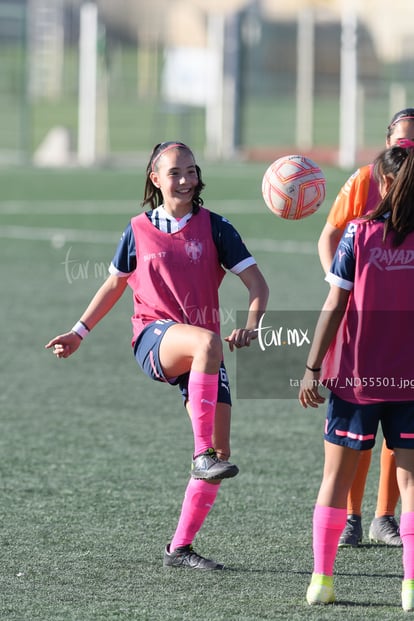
[
  {"xmin": 325, "ymin": 392, "xmax": 414, "ymax": 450},
  {"xmin": 134, "ymin": 319, "xmax": 232, "ymax": 406}
]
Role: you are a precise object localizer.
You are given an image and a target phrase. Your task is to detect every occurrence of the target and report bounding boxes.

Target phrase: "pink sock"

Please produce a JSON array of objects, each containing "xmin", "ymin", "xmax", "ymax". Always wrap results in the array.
[
  {"xmin": 188, "ymin": 370, "xmax": 218, "ymax": 456},
  {"xmin": 170, "ymin": 479, "xmax": 220, "ymax": 550},
  {"xmin": 400, "ymin": 512, "xmax": 414, "ymax": 579},
  {"xmin": 312, "ymin": 504, "xmax": 347, "ymax": 576}
]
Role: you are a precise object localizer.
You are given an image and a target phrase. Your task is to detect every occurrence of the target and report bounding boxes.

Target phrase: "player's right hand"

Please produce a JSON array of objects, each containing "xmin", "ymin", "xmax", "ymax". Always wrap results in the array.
[
  {"xmin": 298, "ymin": 369, "xmax": 326, "ymax": 409},
  {"xmin": 45, "ymin": 331, "xmax": 82, "ymax": 359}
]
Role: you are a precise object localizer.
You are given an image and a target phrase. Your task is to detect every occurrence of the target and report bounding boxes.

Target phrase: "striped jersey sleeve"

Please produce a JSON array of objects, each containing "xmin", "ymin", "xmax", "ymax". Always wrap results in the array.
[
  {"xmin": 109, "ymin": 222, "xmax": 136, "ymax": 276},
  {"xmin": 209, "ymin": 211, "xmax": 256, "ymax": 274},
  {"xmin": 325, "ymin": 221, "xmax": 357, "ymax": 290}
]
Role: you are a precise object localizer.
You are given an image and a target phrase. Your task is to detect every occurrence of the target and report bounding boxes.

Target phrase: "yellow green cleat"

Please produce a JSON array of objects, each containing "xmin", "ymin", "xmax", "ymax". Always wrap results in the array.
[
  {"xmin": 402, "ymin": 579, "xmax": 414, "ymax": 612},
  {"xmin": 306, "ymin": 573, "xmax": 335, "ymax": 605}
]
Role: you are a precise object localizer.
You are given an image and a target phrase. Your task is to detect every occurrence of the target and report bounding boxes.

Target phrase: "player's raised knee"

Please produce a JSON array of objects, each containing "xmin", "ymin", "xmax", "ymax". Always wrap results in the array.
[{"xmin": 197, "ymin": 330, "xmax": 223, "ymax": 365}]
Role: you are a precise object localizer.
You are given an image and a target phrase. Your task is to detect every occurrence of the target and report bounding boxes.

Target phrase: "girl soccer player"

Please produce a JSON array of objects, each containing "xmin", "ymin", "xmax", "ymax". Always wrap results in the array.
[
  {"xmin": 45, "ymin": 141, "xmax": 269, "ymax": 570},
  {"xmin": 318, "ymin": 108, "xmax": 414, "ymax": 547},
  {"xmin": 299, "ymin": 143, "xmax": 414, "ymax": 610}
]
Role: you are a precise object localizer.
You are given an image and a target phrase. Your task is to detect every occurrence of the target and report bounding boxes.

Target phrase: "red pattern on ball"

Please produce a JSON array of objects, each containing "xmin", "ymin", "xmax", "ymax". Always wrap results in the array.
[{"xmin": 262, "ymin": 155, "xmax": 326, "ymax": 220}]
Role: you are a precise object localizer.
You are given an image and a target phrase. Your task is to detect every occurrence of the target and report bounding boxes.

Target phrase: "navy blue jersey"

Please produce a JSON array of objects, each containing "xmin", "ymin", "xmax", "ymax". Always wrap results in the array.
[
  {"xmin": 326, "ymin": 220, "xmax": 357, "ymax": 290},
  {"xmin": 327, "ymin": 216, "xmax": 392, "ymax": 291}
]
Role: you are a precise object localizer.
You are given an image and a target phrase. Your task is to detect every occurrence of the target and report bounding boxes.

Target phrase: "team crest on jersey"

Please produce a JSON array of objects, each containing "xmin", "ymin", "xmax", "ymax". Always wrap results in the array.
[{"xmin": 185, "ymin": 239, "xmax": 203, "ymax": 262}]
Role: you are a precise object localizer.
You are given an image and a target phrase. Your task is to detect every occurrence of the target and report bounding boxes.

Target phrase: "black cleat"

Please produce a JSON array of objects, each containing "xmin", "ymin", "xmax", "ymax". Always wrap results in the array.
[
  {"xmin": 338, "ymin": 514, "xmax": 362, "ymax": 547},
  {"xmin": 369, "ymin": 515, "xmax": 402, "ymax": 546},
  {"xmin": 163, "ymin": 544, "xmax": 224, "ymax": 570},
  {"xmin": 191, "ymin": 448, "xmax": 239, "ymax": 480}
]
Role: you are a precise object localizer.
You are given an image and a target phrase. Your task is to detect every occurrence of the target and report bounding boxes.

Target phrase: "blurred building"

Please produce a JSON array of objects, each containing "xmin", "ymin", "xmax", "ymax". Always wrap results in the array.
[
  {"xmin": 60, "ymin": 0, "xmax": 414, "ymax": 65},
  {"xmin": 1, "ymin": 0, "xmax": 414, "ymax": 164}
]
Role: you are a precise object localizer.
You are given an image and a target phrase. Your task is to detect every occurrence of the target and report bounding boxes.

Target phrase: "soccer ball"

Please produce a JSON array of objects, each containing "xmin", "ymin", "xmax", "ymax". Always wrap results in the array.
[{"xmin": 262, "ymin": 154, "xmax": 326, "ymax": 220}]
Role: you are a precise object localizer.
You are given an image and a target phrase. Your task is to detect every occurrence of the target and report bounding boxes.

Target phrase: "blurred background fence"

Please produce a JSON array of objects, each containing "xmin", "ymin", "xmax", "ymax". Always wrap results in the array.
[{"xmin": 1, "ymin": 0, "xmax": 414, "ymax": 168}]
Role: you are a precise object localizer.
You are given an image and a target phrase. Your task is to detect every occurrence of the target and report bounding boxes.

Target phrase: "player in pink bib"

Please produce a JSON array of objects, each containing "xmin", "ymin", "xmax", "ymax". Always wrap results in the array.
[
  {"xmin": 318, "ymin": 109, "xmax": 414, "ymax": 548},
  {"xmin": 45, "ymin": 141, "xmax": 269, "ymax": 570},
  {"xmin": 299, "ymin": 143, "xmax": 414, "ymax": 610}
]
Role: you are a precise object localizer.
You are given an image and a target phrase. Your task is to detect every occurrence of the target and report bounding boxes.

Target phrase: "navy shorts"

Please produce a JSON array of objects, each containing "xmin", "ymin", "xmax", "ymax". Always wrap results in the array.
[
  {"xmin": 134, "ymin": 319, "xmax": 232, "ymax": 406},
  {"xmin": 325, "ymin": 392, "xmax": 414, "ymax": 450}
]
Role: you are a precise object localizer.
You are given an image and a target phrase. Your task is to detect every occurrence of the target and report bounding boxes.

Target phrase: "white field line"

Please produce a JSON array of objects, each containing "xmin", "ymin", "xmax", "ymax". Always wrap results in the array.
[
  {"xmin": 0, "ymin": 225, "xmax": 119, "ymax": 244},
  {"xmin": 0, "ymin": 200, "xmax": 138, "ymax": 215},
  {"xmin": 249, "ymin": 238, "xmax": 316, "ymax": 255},
  {"xmin": 0, "ymin": 198, "xmax": 316, "ymax": 253},
  {"xmin": 0, "ymin": 224, "xmax": 316, "ymax": 254}
]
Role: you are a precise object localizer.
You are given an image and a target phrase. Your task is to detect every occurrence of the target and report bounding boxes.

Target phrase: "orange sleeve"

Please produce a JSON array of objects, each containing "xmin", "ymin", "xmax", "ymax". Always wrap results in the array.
[{"xmin": 327, "ymin": 165, "xmax": 372, "ymax": 231}]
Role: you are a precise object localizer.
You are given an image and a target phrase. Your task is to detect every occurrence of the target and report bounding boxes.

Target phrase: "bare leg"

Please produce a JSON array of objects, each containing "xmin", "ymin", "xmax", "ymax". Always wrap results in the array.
[
  {"xmin": 159, "ymin": 323, "xmax": 222, "ymax": 378},
  {"xmin": 395, "ymin": 449, "xmax": 414, "ymax": 514},
  {"xmin": 317, "ymin": 441, "xmax": 361, "ymax": 508}
]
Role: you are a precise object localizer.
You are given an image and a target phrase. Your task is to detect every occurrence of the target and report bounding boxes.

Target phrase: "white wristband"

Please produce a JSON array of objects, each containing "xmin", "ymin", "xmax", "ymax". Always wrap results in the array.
[{"xmin": 71, "ymin": 320, "xmax": 90, "ymax": 340}]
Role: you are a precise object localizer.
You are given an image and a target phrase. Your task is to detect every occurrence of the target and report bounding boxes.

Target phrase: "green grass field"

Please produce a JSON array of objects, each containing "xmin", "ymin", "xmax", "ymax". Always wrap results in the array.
[{"xmin": 0, "ymin": 161, "xmax": 406, "ymax": 620}]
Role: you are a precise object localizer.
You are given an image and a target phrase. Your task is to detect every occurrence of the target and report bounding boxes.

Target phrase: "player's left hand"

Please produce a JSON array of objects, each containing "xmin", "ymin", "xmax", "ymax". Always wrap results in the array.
[{"xmin": 224, "ymin": 328, "xmax": 257, "ymax": 352}]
